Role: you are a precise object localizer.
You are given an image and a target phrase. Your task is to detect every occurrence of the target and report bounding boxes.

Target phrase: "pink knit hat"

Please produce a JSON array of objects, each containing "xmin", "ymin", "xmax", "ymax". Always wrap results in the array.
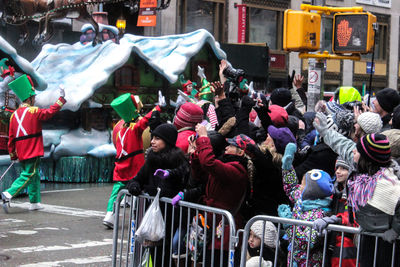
[{"xmin": 173, "ymin": 102, "xmax": 204, "ymax": 130}]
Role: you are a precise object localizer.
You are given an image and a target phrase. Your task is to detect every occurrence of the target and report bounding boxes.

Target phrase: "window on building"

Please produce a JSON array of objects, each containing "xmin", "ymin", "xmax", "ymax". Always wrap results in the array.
[
  {"xmin": 362, "ymin": 23, "xmax": 388, "ymax": 61},
  {"xmin": 248, "ymin": 8, "xmax": 278, "ymax": 49},
  {"xmin": 322, "ymin": 17, "xmax": 333, "ymax": 53},
  {"xmin": 375, "ymin": 23, "xmax": 388, "ymax": 61},
  {"xmin": 181, "ymin": 0, "xmax": 225, "ymax": 42},
  {"xmin": 115, "ymin": 65, "xmax": 140, "ymax": 91}
]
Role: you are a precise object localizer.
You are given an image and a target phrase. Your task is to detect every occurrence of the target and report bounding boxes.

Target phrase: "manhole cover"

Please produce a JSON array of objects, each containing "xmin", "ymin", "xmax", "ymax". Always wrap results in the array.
[{"xmin": 0, "ymin": 254, "xmax": 10, "ymax": 261}]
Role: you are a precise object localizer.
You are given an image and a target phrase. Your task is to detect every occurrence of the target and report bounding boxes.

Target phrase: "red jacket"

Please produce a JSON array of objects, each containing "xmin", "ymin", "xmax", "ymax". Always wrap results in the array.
[
  {"xmin": 113, "ymin": 106, "xmax": 160, "ymax": 182},
  {"xmin": 8, "ymin": 97, "xmax": 66, "ymax": 161},
  {"xmin": 191, "ymin": 136, "xmax": 248, "ymax": 250},
  {"xmin": 176, "ymin": 129, "xmax": 196, "ymax": 153}
]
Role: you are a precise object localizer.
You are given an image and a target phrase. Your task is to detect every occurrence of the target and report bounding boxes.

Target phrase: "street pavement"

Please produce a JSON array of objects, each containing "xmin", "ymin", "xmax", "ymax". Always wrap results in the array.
[{"xmin": 0, "ymin": 183, "xmax": 116, "ymax": 266}]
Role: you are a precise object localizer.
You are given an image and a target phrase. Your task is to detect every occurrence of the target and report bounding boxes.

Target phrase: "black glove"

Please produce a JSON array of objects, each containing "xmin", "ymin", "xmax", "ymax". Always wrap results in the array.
[
  {"xmin": 241, "ymin": 95, "xmax": 256, "ymax": 109},
  {"xmin": 148, "ymin": 110, "xmax": 161, "ymax": 132},
  {"xmin": 287, "ymin": 70, "xmax": 295, "ymax": 90},
  {"xmin": 127, "ymin": 181, "xmax": 141, "ymax": 196}
]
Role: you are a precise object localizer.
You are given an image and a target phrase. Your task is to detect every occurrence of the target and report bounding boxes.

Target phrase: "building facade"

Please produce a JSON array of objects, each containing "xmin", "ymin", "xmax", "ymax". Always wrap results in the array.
[
  {"xmin": 154, "ymin": 0, "xmax": 398, "ymax": 93},
  {"xmin": 1, "ymin": 0, "xmax": 397, "ymax": 93}
]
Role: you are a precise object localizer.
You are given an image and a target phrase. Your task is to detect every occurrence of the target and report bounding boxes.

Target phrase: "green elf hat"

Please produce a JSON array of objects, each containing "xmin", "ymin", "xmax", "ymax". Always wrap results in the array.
[
  {"xmin": 8, "ymin": 74, "xmax": 36, "ymax": 102},
  {"xmin": 110, "ymin": 93, "xmax": 140, "ymax": 123}
]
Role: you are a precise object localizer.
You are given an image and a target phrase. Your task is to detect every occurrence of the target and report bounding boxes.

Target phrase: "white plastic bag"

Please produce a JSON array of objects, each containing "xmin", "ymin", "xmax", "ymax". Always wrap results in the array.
[{"xmin": 135, "ymin": 188, "xmax": 165, "ymax": 243}]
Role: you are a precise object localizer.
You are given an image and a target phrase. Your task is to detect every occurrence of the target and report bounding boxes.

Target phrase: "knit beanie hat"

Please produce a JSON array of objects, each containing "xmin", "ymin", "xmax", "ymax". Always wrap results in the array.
[
  {"xmin": 326, "ymin": 111, "xmax": 354, "ymax": 136},
  {"xmin": 151, "ymin": 123, "xmax": 178, "ymax": 147},
  {"xmin": 267, "ymin": 125, "xmax": 296, "ymax": 154},
  {"xmin": 326, "ymin": 101, "xmax": 345, "ymax": 115},
  {"xmin": 382, "ymin": 129, "xmax": 400, "ymax": 159},
  {"xmin": 269, "ymin": 105, "xmax": 288, "ymax": 127},
  {"xmin": 357, "ymin": 112, "xmax": 382, "ymax": 134},
  {"xmin": 246, "ymin": 257, "xmax": 271, "ymax": 267},
  {"xmin": 391, "ymin": 104, "xmax": 400, "ymax": 130},
  {"xmin": 250, "ymin": 220, "xmax": 277, "ymax": 248},
  {"xmin": 173, "ymin": 102, "xmax": 204, "ymax": 130},
  {"xmin": 376, "ymin": 88, "xmax": 400, "ymax": 113},
  {"xmin": 270, "ymin": 87, "xmax": 292, "ymax": 107},
  {"xmin": 335, "ymin": 156, "xmax": 351, "ymax": 171},
  {"xmin": 356, "ymin": 133, "xmax": 391, "ymax": 164},
  {"xmin": 302, "ymin": 169, "xmax": 334, "ymax": 200}
]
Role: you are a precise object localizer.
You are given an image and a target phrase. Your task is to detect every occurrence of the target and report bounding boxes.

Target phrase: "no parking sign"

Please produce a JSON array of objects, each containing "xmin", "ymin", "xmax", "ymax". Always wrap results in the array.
[{"xmin": 308, "ymin": 69, "xmax": 321, "ymax": 94}]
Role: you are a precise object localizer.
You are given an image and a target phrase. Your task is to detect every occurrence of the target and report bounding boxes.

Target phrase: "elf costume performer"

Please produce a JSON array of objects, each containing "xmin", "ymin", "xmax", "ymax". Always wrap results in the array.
[
  {"xmin": 175, "ymin": 76, "xmax": 198, "ymax": 108},
  {"xmin": 1, "ymin": 74, "xmax": 66, "ymax": 212},
  {"xmin": 103, "ymin": 93, "xmax": 162, "ymax": 228}
]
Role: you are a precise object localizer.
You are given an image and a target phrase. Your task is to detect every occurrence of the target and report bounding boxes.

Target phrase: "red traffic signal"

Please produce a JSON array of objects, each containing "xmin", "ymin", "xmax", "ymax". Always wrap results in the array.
[{"xmin": 333, "ymin": 12, "xmax": 376, "ymax": 54}]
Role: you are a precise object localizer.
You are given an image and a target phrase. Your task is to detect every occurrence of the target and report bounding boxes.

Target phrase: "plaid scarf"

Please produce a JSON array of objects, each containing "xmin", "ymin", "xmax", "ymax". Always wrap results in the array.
[{"xmin": 347, "ymin": 168, "xmax": 396, "ymax": 211}]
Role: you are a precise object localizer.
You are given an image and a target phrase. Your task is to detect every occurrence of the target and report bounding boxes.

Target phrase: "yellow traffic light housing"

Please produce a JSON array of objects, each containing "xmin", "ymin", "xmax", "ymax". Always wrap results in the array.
[
  {"xmin": 283, "ymin": 10, "xmax": 321, "ymax": 52},
  {"xmin": 332, "ymin": 12, "xmax": 376, "ymax": 54}
]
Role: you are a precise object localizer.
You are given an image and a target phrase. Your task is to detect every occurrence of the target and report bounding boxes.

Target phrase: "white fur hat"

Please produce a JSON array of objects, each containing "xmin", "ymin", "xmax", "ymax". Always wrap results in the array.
[{"xmin": 250, "ymin": 220, "xmax": 277, "ymax": 249}]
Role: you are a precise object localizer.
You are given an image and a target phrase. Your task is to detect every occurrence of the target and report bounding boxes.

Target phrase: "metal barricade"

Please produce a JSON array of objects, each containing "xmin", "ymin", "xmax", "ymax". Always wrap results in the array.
[
  {"xmin": 111, "ymin": 189, "xmax": 237, "ymax": 267},
  {"xmin": 238, "ymin": 215, "xmax": 400, "ymax": 267}
]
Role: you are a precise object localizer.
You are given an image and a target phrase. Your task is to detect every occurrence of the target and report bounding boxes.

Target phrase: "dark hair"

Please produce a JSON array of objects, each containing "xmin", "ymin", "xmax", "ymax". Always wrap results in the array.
[
  {"xmin": 392, "ymin": 104, "xmax": 400, "ymax": 130},
  {"xmin": 357, "ymin": 155, "xmax": 390, "ymax": 175}
]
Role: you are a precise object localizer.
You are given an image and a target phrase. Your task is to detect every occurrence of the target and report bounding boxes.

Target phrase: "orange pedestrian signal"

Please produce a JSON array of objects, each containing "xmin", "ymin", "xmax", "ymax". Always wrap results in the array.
[
  {"xmin": 333, "ymin": 12, "xmax": 376, "ymax": 54},
  {"xmin": 283, "ymin": 10, "xmax": 321, "ymax": 52}
]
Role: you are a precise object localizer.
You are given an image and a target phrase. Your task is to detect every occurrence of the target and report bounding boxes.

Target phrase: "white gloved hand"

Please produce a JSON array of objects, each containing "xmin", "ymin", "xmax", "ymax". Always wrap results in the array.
[
  {"xmin": 59, "ymin": 84, "xmax": 65, "ymax": 98},
  {"xmin": 158, "ymin": 90, "xmax": 166, "ymax": 107},
  {"xmin": 313, "ymin": 112, "xmax": 328, "ymax": 137}
]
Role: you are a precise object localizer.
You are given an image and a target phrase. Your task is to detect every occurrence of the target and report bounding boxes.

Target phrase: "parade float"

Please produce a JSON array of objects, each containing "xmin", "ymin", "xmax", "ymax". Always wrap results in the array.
[{"xmin": 0, "ymin": 27, "xmax": 226, "ymax": 190}]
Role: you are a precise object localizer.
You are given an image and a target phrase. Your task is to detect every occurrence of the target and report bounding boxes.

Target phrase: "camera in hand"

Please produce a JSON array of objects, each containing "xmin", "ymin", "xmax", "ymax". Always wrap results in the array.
[
  {"xmin": 342, "ymin": 101, "xmax": 363, "ymax": 112},
  {"xmin": 223, "ymin": 65, "xmax": 245, "ymax": 85}
]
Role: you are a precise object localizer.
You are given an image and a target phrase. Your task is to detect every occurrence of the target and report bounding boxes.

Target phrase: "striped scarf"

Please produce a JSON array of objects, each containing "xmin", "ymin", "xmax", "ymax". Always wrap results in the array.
[{"xmin": 347, "ymin": 168, "xmax": 396, "ymax": 211}]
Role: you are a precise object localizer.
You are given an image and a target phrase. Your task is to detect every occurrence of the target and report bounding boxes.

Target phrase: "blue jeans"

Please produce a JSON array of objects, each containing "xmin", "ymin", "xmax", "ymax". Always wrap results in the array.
[{"xmin": 172, "ymin": 227, "xmax": 187, "ymax": 255}]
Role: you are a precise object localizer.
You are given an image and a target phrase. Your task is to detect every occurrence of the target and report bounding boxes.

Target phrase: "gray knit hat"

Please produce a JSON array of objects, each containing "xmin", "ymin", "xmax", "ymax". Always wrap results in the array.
[
  {"xmin": 357, "ymin": 112, "xmax": 382, "ymax": 134},
  {"xmin": 382, "ymin": 129, "xmax": 400, "ymax": 159},
  {"xmin": 335, "ymin": 156, "xmax": 352, "ymax": 171},
  {"xmin": 250, "ymin": 220, "xmax": 277, "ymax": 248}
]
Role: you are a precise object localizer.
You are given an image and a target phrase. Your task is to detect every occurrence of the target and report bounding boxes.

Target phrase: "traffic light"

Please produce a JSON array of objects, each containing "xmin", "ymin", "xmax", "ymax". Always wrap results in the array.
[
  {"xmin": 332, "ymin": 12, "xmax": 376, "ymax": 54},
  {"xmin": 283, "ymin": 10, "xmax": 321, "ymax": 52}
]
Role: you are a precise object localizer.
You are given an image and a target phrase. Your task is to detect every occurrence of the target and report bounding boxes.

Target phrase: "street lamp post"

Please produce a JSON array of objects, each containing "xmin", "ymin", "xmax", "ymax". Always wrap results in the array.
[{"xmin": 116, "ymin": 16, "xmax": 127, "ymax": 36}]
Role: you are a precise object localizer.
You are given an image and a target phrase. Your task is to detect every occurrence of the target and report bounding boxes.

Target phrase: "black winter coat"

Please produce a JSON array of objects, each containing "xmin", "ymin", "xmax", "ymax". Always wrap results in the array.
[
  {"xmin": 215, "ymin": 98, "xmax": 236, "ymax": 132},
  {"xmin": 243, "ymin": 145, "xmax": 289, "ymax": 218},
  {"xmin": 294, "ymin": 142, "xmax": 337, "ymax": 180},
  {"xmin": 126, "ymin": 147, "xmax": 190, "ymax": 198}
]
